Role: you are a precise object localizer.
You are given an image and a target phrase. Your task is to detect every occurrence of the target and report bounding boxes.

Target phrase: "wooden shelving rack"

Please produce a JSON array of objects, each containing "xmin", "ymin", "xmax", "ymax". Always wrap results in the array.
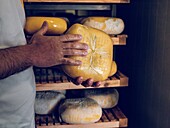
[
  {"xmin": 35, "ymin": 106, "xmax": 127, "ymax": 128},
  {"xmin": 34, "ymin": 67, "xmax": 128, "ymax": 91},
  {"xmin": 24, "ymin": 0, "xmax": 130, "ymax": 3},
  {"xmin": 24, "ymin": 1, "xmax": 129, "ymax": 127}
]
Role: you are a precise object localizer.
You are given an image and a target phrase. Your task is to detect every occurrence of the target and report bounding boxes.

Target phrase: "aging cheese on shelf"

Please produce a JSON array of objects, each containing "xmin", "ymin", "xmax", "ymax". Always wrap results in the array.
[
  {"xmin": 81, "ymin": 17, "xmax": 125, "ymax": 35},
  {"xmin": 59, "ymin": 98, "xmax": 102, "ymax": 124},
  {"xmin": 109, "ymin": 61, "xmax": 117, "ymax": 77},
  {"xmin": 35, "ymin": 91, "xmax": 65, "ymax": 115},
  {"xmin": 83, "ymin": 88, "xmax": 119, "ymax": 109},
  {"xmin": 25, "ymin": 17, "xmax": 67, "ymax": 34},
  {"xmin": 63, "ymin": 23, "xmax": 114, "ymax": 82}
]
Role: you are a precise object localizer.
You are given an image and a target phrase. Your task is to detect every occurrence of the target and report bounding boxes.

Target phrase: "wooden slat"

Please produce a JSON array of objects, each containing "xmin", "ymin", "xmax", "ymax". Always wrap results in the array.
[
  {"xmin": 111, "ymin": 107, "xmax": 128, "ymax": 127},
  {"xmin": 111, "ymin": 34, "xmax": 128, "ymax": 45},
  {"xmin": 34, "ymin": 67, "xmax": 128, "ymax": 91},
  {"xmin": 36, "ymin": 106, "xmax": 127, "ymax": 128},
  {"xmin": 24, "ymin": 0, "xmax": 130, "ymax": 3}
]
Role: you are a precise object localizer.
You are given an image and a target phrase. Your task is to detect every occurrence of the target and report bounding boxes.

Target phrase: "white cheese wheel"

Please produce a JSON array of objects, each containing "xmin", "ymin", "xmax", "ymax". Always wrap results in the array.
[
  {"xmin": 35, "ymin": 91, "xmax": 65, "ymax": 115},
  {"xmin": 83, "ymin": 88, "xmax": 119, "ymax": 109},
  {"xmin": 81, "ymin": 17, "xmax": 125, "ymax": 35},
  {"xmin": 59, "ymin": 98, "xmax": 102, "ymax": 124}
]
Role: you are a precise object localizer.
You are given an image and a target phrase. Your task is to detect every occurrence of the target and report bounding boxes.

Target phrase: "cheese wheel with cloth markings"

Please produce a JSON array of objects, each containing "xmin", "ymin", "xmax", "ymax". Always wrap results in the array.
[
  {"xmin": 59, "ymin": 98, "xmax": 102, "ymax": 124},
  {"xmin": 81, "ymin": 17, "xmax": 125, "ymax": 35},
  {"xmin": 35, "ymin": 91, "xmax": 65, "ymax": 115},
  {"xmin": 63, "ymin": 23, "xmax": 113, "ymax": 82},
  {"xmin": 83, "ymin": 88, "xmax": 119, "ymax": 109}
]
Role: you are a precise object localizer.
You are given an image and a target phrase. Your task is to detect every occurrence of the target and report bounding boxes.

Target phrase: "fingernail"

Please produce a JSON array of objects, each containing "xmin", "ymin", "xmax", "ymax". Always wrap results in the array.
[
  {"xmin": 77, "ymin": 34, "xmax": 82, "ymax": 39},
  {"xmin": 76, "ymin": 60, "xmax": 82, "ymax": 65},
  {"xmin": 85, "ymin": 45, "xmax": 89, "ymax": 50},
  {"xmin": 84, "ymin": 51, "xmax": 88, "ymax": 55}
]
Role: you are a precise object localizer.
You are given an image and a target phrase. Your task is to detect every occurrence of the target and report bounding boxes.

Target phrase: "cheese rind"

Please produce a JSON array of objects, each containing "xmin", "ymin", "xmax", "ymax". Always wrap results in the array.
[
  {"xmin": 63, "ymin": 23, "xmax": 113, "ymax": 82},
  {"xmin": 81, "ymin": 17, "xmax": 125, "ymax": 35},
  {"xmin": 83, "ymin": 88, "xmax": 119, "ymax": 109},
  {"xmin": 35, "ymin": 91, "xmax": 65, "ymax": 115},
  {"xmin": 25, "ymin": 17, "xmax": 67, "ymax": 34},
  {"xmin": 59, "ymin": 98, "xmax": 102, "ymax": 124},
  {"xmin": 109, "ymin": 61, "xmax": 117, "ymax": 77}
]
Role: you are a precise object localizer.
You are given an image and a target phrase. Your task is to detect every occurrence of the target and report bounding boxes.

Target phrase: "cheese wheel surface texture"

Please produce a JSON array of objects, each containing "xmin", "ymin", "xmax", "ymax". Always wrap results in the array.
[
  {"xmin": 25, "ymin": 17, "xmax": 67, "ymax": 34},
  {"xmin": 35, "ymin": 91, "xmax": 65, "ymax": 115},
  {"xmin": 59, "ymin": 98, "xmax": 102, "ymax": 124},
  {"xmin": 83, "ymin": 88, "xmax": 119, "ymax": 109},
  {"xmin": 109, "ymin": 61, "xmax": 117, "ymax": 77},
  {"xmin": 63, "ymin": 23, "xmax": 113, "ymax": 82},
  {"xmin": 82, "ymin": 17, "xmax": 124, "ymax": 35}
]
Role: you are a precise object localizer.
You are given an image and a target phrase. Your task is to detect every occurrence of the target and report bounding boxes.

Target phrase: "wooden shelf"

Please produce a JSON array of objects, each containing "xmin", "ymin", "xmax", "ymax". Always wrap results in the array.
[
  {"xmin": 24, "ymin": 0, "xmax": 130, "ymax": 4},
  {"xmin": 111, "ymin": 34, "xmax": 127, "ymax": 45},
  {"xmin": 35, "ymin": 106, "xmax": 128, "ymax": 128},
  {"xmin": 34, "ymin": 67, "xmax": 128, "ymax": 91}
]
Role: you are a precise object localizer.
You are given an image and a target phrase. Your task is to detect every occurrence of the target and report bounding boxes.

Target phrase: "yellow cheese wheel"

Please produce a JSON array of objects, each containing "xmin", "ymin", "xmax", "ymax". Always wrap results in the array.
[
  {"xmin": 81, "ymin": 17, "xmax": 125, "ymax": 35},
  {"xmin": 63, "ymin": 23, "xmax": 113, "ymax": 82},
  {"xmin": 25, "ymin": 17, "xmax": 67, "ymax": 34},
  {"xmin": 109, "ymin": 61, "xmax": 117, "ymax": 77},
  {"xmin": 83, "ymin": 88, "xmax": 119, "ymax": 109},
  {"xmin": 59, "ymin": 98, "xmax": 102, "ymax": 124}
]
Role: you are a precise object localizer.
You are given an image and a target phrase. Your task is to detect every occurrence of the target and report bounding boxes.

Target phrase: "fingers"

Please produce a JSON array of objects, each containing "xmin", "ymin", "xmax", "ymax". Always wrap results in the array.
[
  {"xmin": 92, "ymin": 81, "xmax": 101, "ymax": 87},
  {"xmin": 82, "ymin": 78, "xmax": 93, "ymax": 87},
  {"xmin": 61, "ymin": 58, "xmax": 82, "ymax": 65},
  {"xmin": 82, "ymin": 79, "xmax": 101, "ymax": 87},
  {"xmin": 63, "ymin": 49, "xmax": 88, "ymax": 56},
  {"xmin": 36, "ymin": 21, "xmax": 48, "ymax": 35},
  {"xmin": 63, "ymin": 42, "xmax": 88, "ymax": 50},
  {"xmin": 72, "ymin": 77, "xmax": 83, "ymax": 85},
  {"xmin": 70, "ymin": 76, "xmax": 101, "ymax": 87},
  {"xmin": 59, "ymin": 34, "xmax": 82, "ymax": 42}
]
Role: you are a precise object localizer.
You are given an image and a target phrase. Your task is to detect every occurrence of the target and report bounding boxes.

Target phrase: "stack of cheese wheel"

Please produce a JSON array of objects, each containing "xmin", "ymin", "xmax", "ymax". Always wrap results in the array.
[
  {"xmin": 63, "ymin": 23, "xmax": 117, "ymax": 82},
  {"xmin": 24, "ymin": 17, "xmax": 67, "ymax": 35},
  {"xmin": 81, "ymin": 17, "xmax": 125, "ymax": 35},
  {"xmin": 83, "ymin": 88, "xmax": 119, "ymax": 109},
  {"xmin": 59, "ymin": 98, "xmax": 102, "ymax": 124},
  {"xmin": 35, "ymin": 91, "xmax": 65, "ymax": 115}
]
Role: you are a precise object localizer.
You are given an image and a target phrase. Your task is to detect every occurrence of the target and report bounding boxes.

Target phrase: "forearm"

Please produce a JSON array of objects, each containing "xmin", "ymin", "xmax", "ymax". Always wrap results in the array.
[{"xmin": 0, "ymin": 44, "xmax": 33, "ymax": 79}]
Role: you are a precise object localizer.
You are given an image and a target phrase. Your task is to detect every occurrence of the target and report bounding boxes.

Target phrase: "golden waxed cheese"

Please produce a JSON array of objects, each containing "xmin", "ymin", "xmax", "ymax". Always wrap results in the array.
[
  {"xmin": 81, "ymin": 17, "xmax": 125, "ymax": 35},
  {"xmin": 63, "ymin": 23, "xmax": 113, "ymax": 82},
  {"xmin": 109, "ymin": 61, "xmax": 117, "ymax": 77},
  {"xmin": 59, "ymin": 98, "xmax": 102, "ymax": 124},
  {"xmin": 83, "ymin": 88, "xmax": 119, "ymax": 109},
  {"xmin": 25, "ymin": 17, "xmax": 67, "ymax": 34}
]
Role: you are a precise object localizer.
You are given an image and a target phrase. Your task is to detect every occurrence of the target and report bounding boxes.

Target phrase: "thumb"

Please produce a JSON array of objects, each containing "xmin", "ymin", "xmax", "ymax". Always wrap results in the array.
[{"xmin": 36, "ymin": 21, "xmax": 48, "ymax": 35}]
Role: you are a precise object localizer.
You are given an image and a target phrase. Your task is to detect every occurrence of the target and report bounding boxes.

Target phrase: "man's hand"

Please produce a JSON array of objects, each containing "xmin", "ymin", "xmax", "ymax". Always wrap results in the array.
[
  {"xmin": 30, "ymin": 22, "xmax": 101, "ymax": 87},
  {"xmin": 72, "ymin": 76, "xmax": 101, "ymax": 87},
  {"xmin": 29, "ymin": 21, "xmax": 88, "ymax": 67}
]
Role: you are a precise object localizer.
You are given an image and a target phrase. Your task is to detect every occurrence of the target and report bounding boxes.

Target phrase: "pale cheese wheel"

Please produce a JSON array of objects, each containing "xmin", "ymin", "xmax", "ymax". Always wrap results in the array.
[
  {"xmin": 59, "ymin": 98, "xmax": 102, "ymax": 124},
  {"xmin": 83, "ymin": 88, "xmax": 119, "ymax": 109},
  {"xmin": 81, "ymin": 17, "xmax": 125, "ymax": 35},
  {"xmin": 35, "ymin": 91, "xmax": 65, "ymax": 115}
]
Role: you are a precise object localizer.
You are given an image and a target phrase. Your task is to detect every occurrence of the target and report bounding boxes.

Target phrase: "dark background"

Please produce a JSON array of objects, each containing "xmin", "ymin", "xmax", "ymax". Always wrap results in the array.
[{"xmin": 116, "ymin": 0, "xmax": 170, "ymax": 128}]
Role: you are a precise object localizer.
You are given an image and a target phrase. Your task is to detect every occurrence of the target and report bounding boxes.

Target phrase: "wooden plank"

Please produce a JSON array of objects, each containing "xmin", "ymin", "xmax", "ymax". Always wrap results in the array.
[
  {"xmin": 103, "ymin": 109, "xmax": 116, "ymax": 121},
  {"xmin": 36, "ymin": 106, "xmax": 127, "ymax": 128},
  {"xmin": 111, "ymin": 34, "xmax": 128, "ymax": 45},
  {"xmin": 24, "ymin": 0, "xmax": 130, "ymax": 3},
  {"xmin": 116, "ymin": 71, "xmax": 129, "ymax": 86},
  {"xmin": 34, "ymin": 67, "xmax": 128, "ymax": 90},
  {"xmin": 37, "ymin": 122, "xmax": 119, "ymax": 128},
  {"xmin": 35, "ymin": 75, "xmax": 128, "ymax": 91},
  {"xmin": 111, "ymin": 107, "xmax": 128, "ymax": 127}
]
